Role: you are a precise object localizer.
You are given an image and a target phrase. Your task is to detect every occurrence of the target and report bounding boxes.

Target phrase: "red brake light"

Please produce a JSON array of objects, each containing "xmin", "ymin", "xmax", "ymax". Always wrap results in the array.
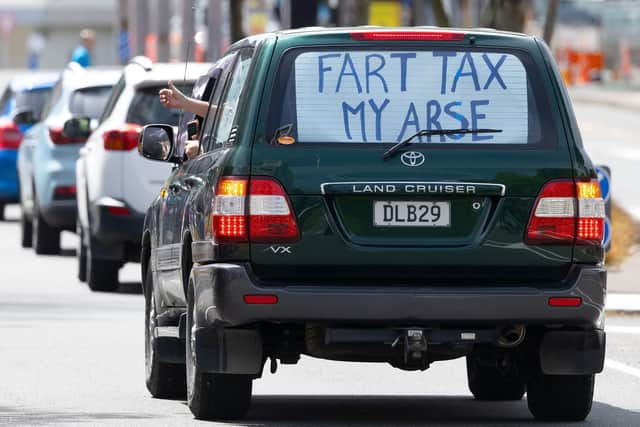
[
  {"xmin": 212, "ymin": 177, "xmax": 299, "ymax": 244},
  {"xmin": 49, "ymin": 126, "xmax": 87, "ymax": 144},
  {"xmin": 350, "ymin": 31, "xmax": 465, "ymax": 41},
  {"xmin": 103, "ymin": 124, "xmax": 142, "ymax": 151},
  {"xmin": 243, "ymin": 295, "xmax": 278, "ymax": 305},
  {"xmin": 53, "ymin": 185, "xmax": 76, "ymax": 196},
  {"xmin": 525, "ymin": 179, "xmax": 604, "ymax": 246},
  {"xmin": 549, "ymin": 297, "xmax": 582, "ymax": 307},
  {"xmin": 107, "ymin": 206, "xmax": 130, "ymax": 216},
  {"xmin": 0, "ymin": 121, "xmax": 23, "ymax": 149}
]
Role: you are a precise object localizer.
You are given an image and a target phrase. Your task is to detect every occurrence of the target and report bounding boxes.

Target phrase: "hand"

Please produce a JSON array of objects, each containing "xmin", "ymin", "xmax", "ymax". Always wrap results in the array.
[
  {"xmin": 159, "ymin": 81, "xmax": 186, "ymax": 110},
  {"xmin": 184, "ymin": 140, "xmax": 201, "ymax": 160}
]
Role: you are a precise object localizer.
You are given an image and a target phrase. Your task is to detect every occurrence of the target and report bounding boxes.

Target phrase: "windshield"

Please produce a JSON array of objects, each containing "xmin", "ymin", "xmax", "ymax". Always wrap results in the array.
[
  {"xmin": 69, "ymin": 86, "xmax": 113, "ymax": 120},
  {"xmin": 15, "ymin": 88, "xmax": 52, "ymax": 119},
  {"xmin": 267, "ymin": 48, "xmax": 554, "ymax": 146},
  {"xmin": 126, "ymin": 84, "xmax": 193, "ymax": 126}
]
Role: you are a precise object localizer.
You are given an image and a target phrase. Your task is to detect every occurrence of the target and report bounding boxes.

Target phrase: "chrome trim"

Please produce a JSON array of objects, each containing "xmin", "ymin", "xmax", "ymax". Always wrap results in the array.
[{"xmin": 320, "ymin": 181, "xmax": 506, "ymax": 196}]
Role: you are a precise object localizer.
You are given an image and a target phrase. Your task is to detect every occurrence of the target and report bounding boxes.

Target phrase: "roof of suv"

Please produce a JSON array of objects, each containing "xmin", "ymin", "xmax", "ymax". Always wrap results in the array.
[{"xmin": 9, "ymin": 72, "xmax": 59, "ymax": 92}]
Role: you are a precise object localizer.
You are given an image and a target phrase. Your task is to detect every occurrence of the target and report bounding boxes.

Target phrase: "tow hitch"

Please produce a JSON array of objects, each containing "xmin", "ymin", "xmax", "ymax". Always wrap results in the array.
[{"xmin": 392, "ymin": 329, "xmax": 429, "ymax": 370}]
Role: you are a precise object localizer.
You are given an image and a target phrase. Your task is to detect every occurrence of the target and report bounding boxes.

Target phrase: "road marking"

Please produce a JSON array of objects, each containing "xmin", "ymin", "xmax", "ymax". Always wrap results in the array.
[
  {"xmin": 606, "ymin": 325, "xmax": 640, "ymax": 335},
  {"xmin": 606, "ymin": 359, "xmax": 640, "ymax": 380}
]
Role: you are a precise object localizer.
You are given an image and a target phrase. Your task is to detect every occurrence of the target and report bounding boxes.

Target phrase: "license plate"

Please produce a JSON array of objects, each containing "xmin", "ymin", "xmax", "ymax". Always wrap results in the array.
[{"xmin": 373, "ymin": 201, "xmax": 450, "ymax": 227}]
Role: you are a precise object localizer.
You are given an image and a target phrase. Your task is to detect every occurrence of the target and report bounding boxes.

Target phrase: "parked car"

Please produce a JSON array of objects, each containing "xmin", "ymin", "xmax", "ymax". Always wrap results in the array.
[
  {"xmin": 18, "ymin": 63, "xmax": 120, "ymax": 254},
  {"xmin": 0, "ymin": 72, "xmax": 58, "ymax": 220},
  {"xmin": 139, "ymin": 28, "xmax": 606, "ymax": 422},
  {"xmin": 75, "ymin": 57, "xmax": 210, "ymax": 291}
]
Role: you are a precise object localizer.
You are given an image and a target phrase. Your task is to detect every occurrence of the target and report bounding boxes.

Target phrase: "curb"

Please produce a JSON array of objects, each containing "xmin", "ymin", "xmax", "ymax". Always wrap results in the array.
[{"xmin": 606, "ymin": 293, "xmax": 640, "ymax": 314}]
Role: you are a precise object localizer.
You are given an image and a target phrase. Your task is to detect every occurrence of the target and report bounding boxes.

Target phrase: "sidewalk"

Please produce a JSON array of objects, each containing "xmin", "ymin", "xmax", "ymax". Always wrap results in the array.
[
  {"xmin": 607, "ymin": 251, "xmax": 640, "ymax": 313},
  {"xmin": 569, "ymin": 84, "xmax": 640, "ymax": 110}
]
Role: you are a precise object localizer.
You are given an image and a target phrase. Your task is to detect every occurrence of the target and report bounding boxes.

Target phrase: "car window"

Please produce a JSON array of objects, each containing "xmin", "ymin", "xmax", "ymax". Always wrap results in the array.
[
  {"xmin": 99, "ymin": 76, "xmax": 126, "ymax": 124},
  {"xmin": 69, "ymin": 86, "xmax": 113, "ymax": 120},
  {"xmin": 126, "ymin": 83, "xmax": 193, "ymax": 126},
  {"xmin": 266, "ymin": 47, "xmax": 554, "ymax": 147},
  {"xmin": 39, "ymin": 79, "xmax": 62, "ymax": 120},
  {"xmin": 210, "ymin": 48, "xmax": 254, "ymax": 148},
  {"xmin": 15, "ymin": 88, "xmax": 52, "ymax": 120},
  {"xmin": 0, "ymin": 87, "xmax": 12, "ymax": 116},
  {"xmin": 198, "ymin": 53, "xmax": 239, "ymax": 152},
  {"xmin": 176, "ymin": 75, "xmax": 219, "ymax": 154}
]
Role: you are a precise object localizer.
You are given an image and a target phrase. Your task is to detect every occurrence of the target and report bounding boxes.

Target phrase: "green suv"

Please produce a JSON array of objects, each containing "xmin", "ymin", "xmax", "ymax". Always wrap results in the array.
[{"xmin": 139, "ymin": 27, "xmax": 606, "ymax": 422}]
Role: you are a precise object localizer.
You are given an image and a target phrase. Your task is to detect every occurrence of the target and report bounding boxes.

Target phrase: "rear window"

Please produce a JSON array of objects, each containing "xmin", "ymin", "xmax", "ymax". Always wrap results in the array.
[
  {"xmin": 126, "ymin": 84, "xmax": 193, "ymax": 126},
  {"xmin": 15, "ymin": 88, "xmax": 52, "ymax": 119},
  {"xmin": 69, "ymin": 86, "xmax": 113, "ymax": 120},
  {"xmin": 267, "ymin": 48, "xmax": 554, "ymax": 146}
]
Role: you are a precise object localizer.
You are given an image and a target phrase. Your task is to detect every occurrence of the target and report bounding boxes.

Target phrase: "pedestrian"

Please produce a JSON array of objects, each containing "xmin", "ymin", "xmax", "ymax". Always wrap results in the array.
[
  {"xmin": 71, "ymin": 29, "xmax": 96, "ymax": 68},
  {"xmin": 159, "ymin": 81, "xmax": 212, "ymax": 159}
]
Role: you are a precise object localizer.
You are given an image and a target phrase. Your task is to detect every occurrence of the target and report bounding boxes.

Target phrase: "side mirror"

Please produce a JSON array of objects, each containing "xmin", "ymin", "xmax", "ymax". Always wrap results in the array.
[
  {"xmin": 63, "ymin": 117, "xmax": 92, "ymax": 140},
  {"xmin": 13, "ymin": 110, "xmax": 37, "ymax": 126},
  {"xmin": 138, "ymin": 124, "xmax": 176, "ymax": 162}
]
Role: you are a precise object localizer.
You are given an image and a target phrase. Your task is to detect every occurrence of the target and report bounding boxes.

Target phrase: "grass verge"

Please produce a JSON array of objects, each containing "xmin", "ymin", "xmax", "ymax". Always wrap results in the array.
[{"xmin": 606, "ymin": 201, "xmax": 639, "ymax": 267}]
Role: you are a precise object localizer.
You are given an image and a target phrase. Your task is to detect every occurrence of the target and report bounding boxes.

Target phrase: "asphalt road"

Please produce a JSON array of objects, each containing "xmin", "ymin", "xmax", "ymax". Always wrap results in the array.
[{"xmin": 0, "ymin": 205, "xmax": 639, "ymax": 426}]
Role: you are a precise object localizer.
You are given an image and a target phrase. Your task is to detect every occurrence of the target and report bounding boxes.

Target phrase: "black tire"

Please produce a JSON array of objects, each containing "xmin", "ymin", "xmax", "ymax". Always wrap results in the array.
[
  {"xmin": 86, "ymin": 238, "xmax": 120, "ymax": 292},
  {"xmin": 144, "ymin": 272, "xmax": 186, "ymax": 398},
  {"xmin": 186, "ymin": 280, "xmax": 252, "ymax": 420},
  {"xmin": 527, "ymin": 373, "xmax": 594, "ymax": 421},
  {"xmin": 0, "ymin": 203, "xmax": 5, "ymax": 221},
  {"xmin": 21, "ymin": 211, "xmax": 33, "ymax": 248},
  {"xmin": 467, "ymin": 355, "xmax": 525, "ymax": 401},
  {"xmin": 32, "ymin": 199, "xmax": 60, "ymax": 255},
  {"xmin": 77, "ymin": 222, "xmax": 87, "ymax": 282}
]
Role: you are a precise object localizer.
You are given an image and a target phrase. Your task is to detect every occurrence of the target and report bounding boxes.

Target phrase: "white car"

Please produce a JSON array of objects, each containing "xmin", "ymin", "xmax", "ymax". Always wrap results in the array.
[{"xmin": 76, "ymin": 57, "xmax": 211, "ymax": 291}]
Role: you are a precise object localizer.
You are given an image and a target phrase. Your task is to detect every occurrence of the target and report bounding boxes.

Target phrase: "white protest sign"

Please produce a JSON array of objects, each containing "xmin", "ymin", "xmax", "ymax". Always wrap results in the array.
[{"xmin": 294, "ymin": 50, "xmax": 528, "ymax": 143}]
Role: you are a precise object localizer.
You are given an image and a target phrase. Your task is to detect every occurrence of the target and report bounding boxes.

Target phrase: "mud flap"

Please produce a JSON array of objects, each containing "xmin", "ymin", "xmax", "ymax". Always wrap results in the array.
[
  {"xmin": 539, "ymin": 330, "xmax": 605, "ymax": 375},
  {"xmin": 194, "ymin": 327, "xmax": 263, "ymax": 375}
]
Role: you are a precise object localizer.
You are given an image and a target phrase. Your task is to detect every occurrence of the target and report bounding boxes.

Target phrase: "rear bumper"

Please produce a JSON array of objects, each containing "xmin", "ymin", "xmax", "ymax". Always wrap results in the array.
[
  {"xmin": 40, "ymin": 202, "xmax": 76, "ymax": 230},
  {"xmin": 90, "ymin": 203, "xmax": 145, "ymax": 245},
  {"xmin": 191, "ymin": 263, "xmax": 606, "ymax": 328}
]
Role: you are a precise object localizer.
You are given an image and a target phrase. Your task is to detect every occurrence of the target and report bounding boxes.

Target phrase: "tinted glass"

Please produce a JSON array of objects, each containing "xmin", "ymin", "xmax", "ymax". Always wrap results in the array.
[
  {"xmin": 69, "ymin": 85, "xmax": 113, "ymax": 120},
  {"xmin": 210, "ymin": 48, "xmax": 254, "ymax": 147},
  {"xmin": 267, "ymin": 48, "xmax": 553, "ymax": 146},
  {"xmin": 126, "ymin": 84, "xmax": 193, "ymax": 126},
  {"xmin": 15, "ymin": 88, "xmax": 52, "ymax": 119}
]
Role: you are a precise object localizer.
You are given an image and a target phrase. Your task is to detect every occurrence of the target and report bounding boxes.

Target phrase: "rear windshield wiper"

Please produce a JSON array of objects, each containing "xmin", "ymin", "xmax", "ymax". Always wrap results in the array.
[{"xmin": 382, "ymin": 128, "xmax": 503, "ymax": 160}]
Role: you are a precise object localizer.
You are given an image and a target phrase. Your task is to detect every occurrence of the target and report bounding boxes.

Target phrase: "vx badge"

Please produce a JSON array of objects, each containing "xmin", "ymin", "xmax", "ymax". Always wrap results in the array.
[
  {"xmin": 264, "ymin": 245, "xmax": 292, "ymax": 255},
  {"xmin": 400, "ymin": 151, "xmax": 425, "ymax": 167}
]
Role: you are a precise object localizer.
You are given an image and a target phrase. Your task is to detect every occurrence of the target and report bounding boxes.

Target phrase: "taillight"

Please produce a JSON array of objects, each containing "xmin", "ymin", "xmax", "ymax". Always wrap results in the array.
[
  {"xmin": 525, "ymin": 179, "xmax": 604, "ymax": 246},
  {"xmin": 49, "ymin": 126, "xmax": 87, "ymax": 144},
  {"xmin": 212, "ymin": 177, "xmax": 300, "ymax": 244},
  {"xmin": 0, "ymin": 121, "xmax": 23, "ymax": 149},
  {"xmin": 53, "ymin": 185, "xmax": 76, "ymax": 199},
  {"xmin": 103, "ymin": 124, "xmax": 142, "ymax": 151},
  {"xmin": 350, "ymin": 31, "xmax": 465, "ymax": 41}
]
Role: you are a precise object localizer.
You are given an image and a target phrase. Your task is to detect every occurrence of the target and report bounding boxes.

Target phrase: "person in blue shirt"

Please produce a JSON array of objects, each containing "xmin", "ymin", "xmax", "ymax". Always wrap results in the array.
[{"xmin": 71, "ymin": 29, "xmax": 95, "ymax": 67}]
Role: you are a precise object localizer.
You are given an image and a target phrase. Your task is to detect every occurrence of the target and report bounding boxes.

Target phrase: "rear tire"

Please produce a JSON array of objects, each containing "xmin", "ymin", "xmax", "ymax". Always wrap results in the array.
[
  {"xmin": 86, "ymin": 238, "xmax": 119, "ymax": 292},
  {"xmin": 466, "ymin": 355, "xmax": 525, "ymax": 401},
  {"xmin": 32, "ymin": 199, "xmax": 60, "ymax": 255},
  {"xmin": 0, "ymin": 203, "xmax": 5, "ymax": 221},
  {"xmin": 77, "ymin": 221, "xmax": 87, "ymax": 282},
  {"xmin": 186, "ymin": 280, "xmax": 252, "ymax": 420},
  {"xmin": 21, "ymin": 211, "xmax": 33, "ymax": 248},
  {"xmin": 527, "ymin": 373, "xmax": 594, "ymax": 421},
  {"xmin": 144, "ymin": 272, "xmax": 186, "ymax": 398}
]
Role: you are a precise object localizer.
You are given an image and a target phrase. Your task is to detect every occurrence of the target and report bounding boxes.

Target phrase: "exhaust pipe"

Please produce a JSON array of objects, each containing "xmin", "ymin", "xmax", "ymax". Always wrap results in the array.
[{"xmin": 497, "ymin": 325, "xmax": 526, "ymax": 348}]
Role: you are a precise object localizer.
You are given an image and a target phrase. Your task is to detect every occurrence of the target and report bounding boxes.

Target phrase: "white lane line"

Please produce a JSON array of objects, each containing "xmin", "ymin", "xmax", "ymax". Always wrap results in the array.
[
  {"xmin": 605, "ymin": 359, "xmax": 640, "ymax": 380},
  {"xmin": 606, "ymin": 325, "xmax": 640, "ymax": 335}
]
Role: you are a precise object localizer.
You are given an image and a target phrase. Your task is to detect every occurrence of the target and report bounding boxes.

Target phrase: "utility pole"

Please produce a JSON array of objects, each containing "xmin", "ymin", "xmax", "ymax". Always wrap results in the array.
[
  {"xmin": 156, "ymin": 0, "xmax": 171, "ymax": 62},
  {"xmin": 128, "ymin": 0, "xmax": 150, "ymax": 57},
  {"xmin": 207, "ymin": 0, "xmax": 224, "ymax": 61},
  {"xmin": 182, "ymin": 0, "xmax": 195, "ymax": 61}
]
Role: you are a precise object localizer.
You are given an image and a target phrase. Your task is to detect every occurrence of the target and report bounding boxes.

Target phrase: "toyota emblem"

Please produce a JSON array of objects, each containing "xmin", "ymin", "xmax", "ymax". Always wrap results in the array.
[{"xmin": 400, "ymin": 151, "xmax": 425, "ymax": 167}]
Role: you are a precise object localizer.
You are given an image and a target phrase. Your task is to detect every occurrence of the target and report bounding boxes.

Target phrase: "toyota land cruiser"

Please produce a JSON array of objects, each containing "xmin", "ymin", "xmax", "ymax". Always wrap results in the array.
[{"xmin": 139, "ymin": 27, "xmax": 606, "ymax": 422}]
